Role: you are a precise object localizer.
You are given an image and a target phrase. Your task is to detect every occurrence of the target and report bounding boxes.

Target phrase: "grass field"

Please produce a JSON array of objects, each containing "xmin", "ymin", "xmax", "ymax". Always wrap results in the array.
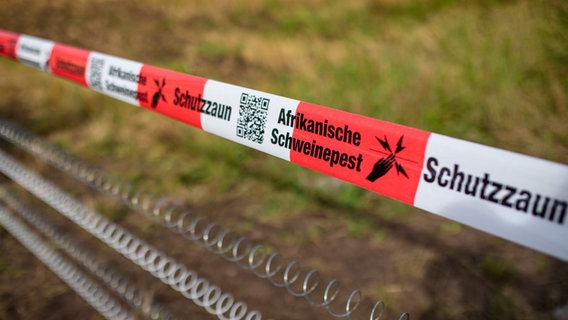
[{"xmin": 0, "ymin": 0, "xmax": 567, "ymax": 319}]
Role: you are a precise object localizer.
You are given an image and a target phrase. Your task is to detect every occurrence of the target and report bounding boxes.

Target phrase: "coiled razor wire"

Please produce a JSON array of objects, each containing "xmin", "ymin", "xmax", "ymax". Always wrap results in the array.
[
  {"xmin": 0, "ymin": 150, "xmax": 263, "ymax": 320},
  {"xmin": 0, "ymin": 190, "xmax": 177, "ymax": 320},
  {"xmin": 0, "ymin": 206, "xmax": 135, "ymax": 320},
  {"xmin": 0, "ymin": 119, "xmax": 409, "ymax": 320}
]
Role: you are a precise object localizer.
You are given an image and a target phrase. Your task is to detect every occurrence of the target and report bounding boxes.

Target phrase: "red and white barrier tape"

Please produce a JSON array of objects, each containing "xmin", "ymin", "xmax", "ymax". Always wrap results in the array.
[{"xmin": 1, "ymin": 30, "xmax": 567, "ymax": 261}]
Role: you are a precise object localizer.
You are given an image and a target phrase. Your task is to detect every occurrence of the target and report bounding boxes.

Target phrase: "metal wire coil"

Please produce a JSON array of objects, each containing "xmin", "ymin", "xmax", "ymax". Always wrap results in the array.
[
  {"xmin": 0, "ymin": 206, "xmax": 135, "ymax": 320},
  {"xmin": 0, "ymin": 190, "xmax": 178, "ymax": 320},
  {"xmin": 0, "ymin": 149, "xmax": 263, "ymax": 320},
  {"xmin": 0, "ymin": 119, "xmax": 409, "ymax": 320}
]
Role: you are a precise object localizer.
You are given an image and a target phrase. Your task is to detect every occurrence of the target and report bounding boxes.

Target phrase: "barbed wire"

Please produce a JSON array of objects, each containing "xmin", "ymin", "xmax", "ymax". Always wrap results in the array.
[
  {"xmin": 0, "ymin": 189, "xmax": 178, "ymax": 320},
  {"xmin": 0, "ymin": 149, "xmax": 263, "ymax": 320},
  {"xmin": 0, "ymin": 119, "xmax": 409, "ymax": 320},
  {"xmin": 0, "ymin": 206, "xmax": 136, "ymax": 320}
]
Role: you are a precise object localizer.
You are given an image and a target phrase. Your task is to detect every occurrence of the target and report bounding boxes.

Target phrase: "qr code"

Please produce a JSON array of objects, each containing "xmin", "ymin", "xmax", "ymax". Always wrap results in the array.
[
  {"xmin": 88, "ymin": 57, "xmax": 105, "ymax": 91},
  {"xmin": 236, "ymin": 93, "xmax": 270, "ymax": 144}
]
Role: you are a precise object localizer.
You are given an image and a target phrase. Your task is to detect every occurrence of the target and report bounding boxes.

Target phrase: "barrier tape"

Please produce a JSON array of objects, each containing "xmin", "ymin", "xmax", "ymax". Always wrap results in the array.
[{"xmin": 1, "ymin": 30, "xmax": 567, "ymax": 261}]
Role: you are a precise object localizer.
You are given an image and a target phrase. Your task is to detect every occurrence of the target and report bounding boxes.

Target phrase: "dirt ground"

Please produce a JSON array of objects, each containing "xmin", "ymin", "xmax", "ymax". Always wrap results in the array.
[{"xmin": 0, "ymin": 1, "xmax": 567, "ymax": 319}]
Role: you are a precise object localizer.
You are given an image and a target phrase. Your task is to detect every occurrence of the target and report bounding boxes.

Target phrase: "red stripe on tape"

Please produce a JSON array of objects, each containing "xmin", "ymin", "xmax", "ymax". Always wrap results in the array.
[
  {"xmin": 0, "ymin": 31, "xmax": 19, "ymax": 59},
  {"xmin": 49, "ymin": 44, "xmax": 90, "ymax": 86},
  {"xmin": 291, "ymin": 102, "xmax": 430, "ymax": 204},
  {"xmin": 138, "ymin": 65, "xmax": 208, "ymax": 129}
]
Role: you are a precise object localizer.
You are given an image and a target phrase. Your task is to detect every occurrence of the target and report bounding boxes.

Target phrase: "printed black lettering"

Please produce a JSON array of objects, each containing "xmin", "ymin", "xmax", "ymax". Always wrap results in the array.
[
  {"xmin": 270, "ymin": 128, "xmax": 292, "ymax": 148},
  {"xmin": 463, "ymin": 175, "xmax": 480, "ymax": 196},
  {"xmin": 550, "ymin": 200, "xmax": 567, "ymax": 224},
  {"xmin": 423, "ymin": 157, "xmax": 438, "ymax": 183},
  {"xmin": 287, "ymin": 110, "xmax": 295, "ymax": 127},
  {"xmin": 285, "ymin": 132, "xmax": 292, "ymax": 148},
  {"xmin": 278, "ymin": 109, "xmax": 287, "ymax": 125},
  {"xmin": 339, "ymin": 153, "xmax": 348, "ymax": 167},
  {"xmin": 303, "ymin": 140, "xmax": 312, "ymax": 155},
  {"xmin": 323, "ymin": 148, "xmax": 331, "ymax": 162},
  {"xmin": 450, "ymin": 164, "xmax": 465, "ymax": 191},
  {"xmin": 438, "ymin": 167, "xmax": 450, "ymax": 187},
  {"xmin": 173, "ymin": 87, "xmax": 181, "ymax": 105},
  {"xmin": 501, "ymin": 186, "xmax": 516, "ymax": 208},
  {"xmin": 353, "ymin": 132, "xmax": 361, "ymax": 146},
  {"xmin": 201, "ymin": 100, "xmax": 208, "ymax": 113},
  {"xmin": 306, "ymin": 119, "xmax": 314, "ymax": 132},
  {"xmin": 532, "ymin": 195, "xmax": 550, "ymax": 218},
  {"xmin": 281, "ymin": 111, "xmax": 362, "ymax": 147},
  {"xmin": 296, "ymin": 113, "xmax": 307, "ymax": 131},
  {"xmin": 220, "ymin": 104, "xmax": 231, "ymax": 120},
  {"xmin": 480, "ymin": 174, "xmax": 490, "ymax": 200},
  {"xmin": 292, "ymin": 137, "xmax": 304, "ymax": 151},
  {"xmin": 344, "ymin": 126, "xmax": 355, "ymax": 145},
  {"xmin": 329, "ymin": 150, "xmax": 337, "ymax": 166},
  {"xmin": 333, "ymin": 125, "xmax": 341, "ymax": 140},
  {"xmin": 172, "ymin": 87, "xmax": 230, "ymax": 121},
  {"xmin": 270, "ymin": 128, "xmax": 278, "ymax": 145},
  {"xmin": 314, "ymin": 121, "xmax": 323, "ymax": 136},
  {"xmin": 108, "ymin": 66, "xmax": 144, "ymax": 84},
  {"xmin": 55, "ymin": 57, "xmax": 85, "ymax": 75},
  {"xmin": 105, "ymin": 81, "xmax": 145, "ymax": 101},
  {"xmin": 213, "ymin": 103, "xmax": 218, "ymax": 116},
  {"xmin": 356, "ymin": 154, "xmax": 363, "ymax": 172},
  {"xmin": 313, "ymin": 143, "xmax": 323, "ymax": 158},
  {"xmin": 422, "ymin": 158, "xmax": 566, "ymax": 226},
  {"xmin": 273, "ymin": 132, "xmax": 362, "ymax": 171},
  {"xmin": 488, "ymin": 182, "xmax": 503, "ymax": 204},
  {"xmin": 516, "ymin": 191, "xmax": 531, "ymax": 212},
  {"xmin": 21, "ymin": 44, "xmax": 40, "ymax": 54},
  {"xmin": 347, "ymin": 155, "xmax": 355, "ymax": 169},
  {"xmin": 19, "ymin": 57, "xmax": 42, "ymax": 70},
  {"xmin": 204, "ymin": 101, "xmax": 211, "ymax": 114}
]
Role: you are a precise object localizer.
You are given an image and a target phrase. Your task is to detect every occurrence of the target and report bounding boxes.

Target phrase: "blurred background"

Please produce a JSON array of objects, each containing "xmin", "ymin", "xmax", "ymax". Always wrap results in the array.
[{"xmin": 0, "ymin": 0, "xmax": 567, "ymax": 319}]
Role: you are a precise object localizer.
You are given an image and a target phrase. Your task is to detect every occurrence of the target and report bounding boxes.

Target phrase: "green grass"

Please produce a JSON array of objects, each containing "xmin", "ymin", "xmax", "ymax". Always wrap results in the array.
[{"xmin": 480, "ymin": 256, "xmax": 517, "ymax": 287}]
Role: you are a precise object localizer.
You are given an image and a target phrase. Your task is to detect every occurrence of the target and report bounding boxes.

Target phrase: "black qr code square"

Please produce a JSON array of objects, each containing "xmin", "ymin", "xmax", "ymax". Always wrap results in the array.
[
  {"xmin": 88, "ymin": 57, "xmax": 105, "ymax": 91},
  {"xmin": 236, "ymin": 93, "xmax": 270, "ymax": 144}
]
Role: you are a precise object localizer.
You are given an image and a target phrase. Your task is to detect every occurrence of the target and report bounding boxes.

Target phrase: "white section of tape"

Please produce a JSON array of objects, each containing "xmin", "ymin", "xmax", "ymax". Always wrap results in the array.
[
  {"xmin": 15, "ymin": 35, "xmax": 54, "ymax": 72},
  {"xmin": 201, "ymin": 80, "xmax": 300, "ymax": 161},
  {"xmin": 414, "ymin": 133, "xmax": 568, "ymax": 261},
  {"xmin": 86, "ymin": 52, "xmax": 144, "ymax": 106}
]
